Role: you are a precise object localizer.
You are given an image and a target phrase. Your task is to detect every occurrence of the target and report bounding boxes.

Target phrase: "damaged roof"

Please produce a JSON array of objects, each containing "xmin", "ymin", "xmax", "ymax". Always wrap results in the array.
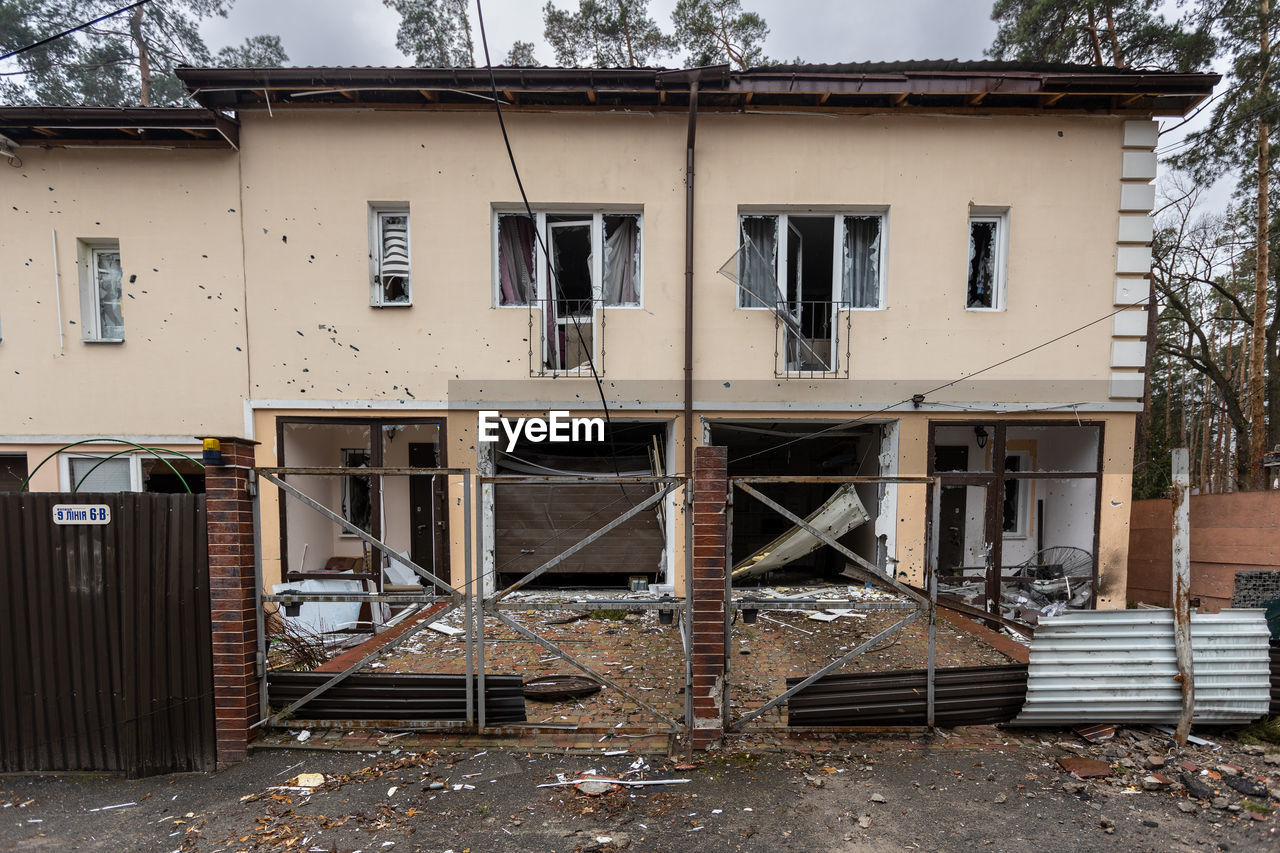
[
  {"xmin": 174, "ymin": 61, "xmax": 1218, "ymax": 116},
  {"xmin": 0, "ymin": 106, "xmax": 238, "ymax": 149}
]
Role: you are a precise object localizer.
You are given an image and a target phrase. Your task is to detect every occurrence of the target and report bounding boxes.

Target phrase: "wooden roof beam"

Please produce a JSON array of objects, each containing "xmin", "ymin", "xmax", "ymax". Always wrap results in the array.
[
  {"xmin": 967, "ymin": 92, "xmax": 988, "ymax": 106},
  {"xmin": 1040, "ymin": 92, "xmax": 1066, "ymax": 107},
  {"xmin": 418, "ymin": 89, "xmax": 437, "ymax": 102},
  {"xmin": 891, "ymin": 92, "xmax": 909, "ymax": 106}
]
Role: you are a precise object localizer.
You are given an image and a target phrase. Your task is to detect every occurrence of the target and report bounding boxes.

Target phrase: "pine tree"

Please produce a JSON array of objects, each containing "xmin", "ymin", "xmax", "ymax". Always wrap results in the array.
[
  {"xmin": 670, "ymin": 0, "xmax": 768, "ymax": 69},
  {"xmin": 384, "ymin": 0, "xmax": 475, "ymax": 67},
  {"xmin": 1174, "ymin": 0, "xmax": 1280, "ymax": 488},
  {"xmin": 542, "ymin": 0, "xmax": 675, "ymax": 68},
  {"xmin": 0, "ymin": 0, "xmax": 286, "ymax": 106},
  {"xmin": 987, "ymin": 0, "xmax": 1212, "ymax": 69}
]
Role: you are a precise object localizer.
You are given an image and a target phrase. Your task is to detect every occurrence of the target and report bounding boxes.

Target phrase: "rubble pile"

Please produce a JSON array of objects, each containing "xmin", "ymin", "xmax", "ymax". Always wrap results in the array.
[{"xmin": 1050, "ymin": 726, "xmax": 1279, "ymax": 824}]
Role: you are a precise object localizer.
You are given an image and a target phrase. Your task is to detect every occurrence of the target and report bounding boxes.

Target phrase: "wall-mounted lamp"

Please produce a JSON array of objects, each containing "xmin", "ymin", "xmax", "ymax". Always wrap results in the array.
[{"xmin": 974, "ymin": 426, "xmax": 989, "ymax": 449}]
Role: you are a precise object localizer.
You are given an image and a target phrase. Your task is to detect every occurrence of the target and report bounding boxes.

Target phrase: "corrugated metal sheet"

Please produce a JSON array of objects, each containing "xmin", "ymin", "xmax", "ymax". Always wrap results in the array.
[
  {"xmin": 786, "ymin": 664, "xmax": 1028, "ymax": 727},
  {"xmin": 1015, "ymin": 610, "xmax": 1271, "ymax": 726},
  {"xmin": 1271, "ymin": 645, "xmax": 1279, "ymax": 714},
  {"xmin": 266, "ymin": 673, "xmax": 526, "ymax": 724},
  {"xmin": 0, "ymin": 492, "xmax": 215, "ymax": 777}
]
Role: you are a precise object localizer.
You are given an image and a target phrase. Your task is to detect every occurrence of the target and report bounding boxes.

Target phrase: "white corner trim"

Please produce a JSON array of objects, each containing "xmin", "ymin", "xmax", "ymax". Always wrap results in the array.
[
  {"xmin": 1119, "ymin": 183, "xmax": 1156, "ymax": 213},
  {"xmin": 1123, "ymin": 120, "xmax": 1159, "ymax": 148},
  {"xmin": 1117, "ymin": 215, "xmax": 1155, "ymax": 244},
  {"xmin": 1110, "ymin": 371, "xmax": 1145, "ymax": 399},
  {"xmin": 1121, "ymin": 151, "xmax": 1158, "ymax": 180},
  {"xmin": 1112, "ymin": 309, "xmax": 1148, "ymax": 337},
  {"xmin": 1115, "ymin": 277, "xmax": 1151, "ymax": 305},
  {"xmin": 1116, "ymin": 245, "xmax": 1153, "ymax": 275}
]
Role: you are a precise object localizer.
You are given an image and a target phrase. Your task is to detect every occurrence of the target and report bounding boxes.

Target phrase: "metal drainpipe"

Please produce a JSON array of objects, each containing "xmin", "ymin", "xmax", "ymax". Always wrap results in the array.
[
  {"xmin": 682, "ymin": 76, "xmax": 700, "ymax": 741},
  {"xmin": 683, "ymin": 77, "xmax": 699, "ymax": 483}
]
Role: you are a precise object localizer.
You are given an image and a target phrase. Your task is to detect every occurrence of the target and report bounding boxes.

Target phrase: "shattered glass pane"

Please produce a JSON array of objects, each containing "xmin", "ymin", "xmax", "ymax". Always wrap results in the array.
[
  {"xmin": 967, "ymin": 219, "xmax": 996, "ymax": 308},
  {"xmin": 95, "ymin": 249, "xmax": 124, "ymax": 339}
]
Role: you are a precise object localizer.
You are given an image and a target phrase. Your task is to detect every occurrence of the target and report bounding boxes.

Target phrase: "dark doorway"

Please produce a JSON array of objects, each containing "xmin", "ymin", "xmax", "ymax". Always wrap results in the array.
[
  {"xmin": 938, "ymin": 484, "xmax": 968, "ymax": 572},
  {"xmin": 409, "ymin": 442, "xmax": 440, "ymax": 574}
]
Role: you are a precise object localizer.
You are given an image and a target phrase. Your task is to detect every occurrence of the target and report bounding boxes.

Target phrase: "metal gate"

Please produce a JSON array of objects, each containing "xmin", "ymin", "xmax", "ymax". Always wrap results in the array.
[
  {"xmin": 258, "ymin": 466, "xmax": 488, "ymax": 729},
  {"xmin": 476, "ymin": 474, "xmax": 690, "ymax": 734},
  {"xmin": 257, "ymin": 467, "xmax": 692, "ymax": 736},
  {"xmin": 723, "ymin": 475, "xmax": 939, "ymax": 732},
  {"xmin": 0, "ymin": 492, "xmax": 215, "ymax": 777}
]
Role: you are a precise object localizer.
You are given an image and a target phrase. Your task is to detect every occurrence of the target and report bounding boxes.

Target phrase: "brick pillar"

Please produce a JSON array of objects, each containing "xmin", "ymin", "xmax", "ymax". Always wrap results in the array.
[
  {"xmin": 690, "ymin": 445, "xmax": 728, "ymax": 749},
  {"xmin": 202, "ymin": 436, "xmax": 260, "ymax": 767}
]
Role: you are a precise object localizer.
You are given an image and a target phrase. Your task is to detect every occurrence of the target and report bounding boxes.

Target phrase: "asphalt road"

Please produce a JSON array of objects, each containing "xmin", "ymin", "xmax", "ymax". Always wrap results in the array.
[{"xmin": 1, "ymin": 736, "xmax": 1276, "ymax": 852}]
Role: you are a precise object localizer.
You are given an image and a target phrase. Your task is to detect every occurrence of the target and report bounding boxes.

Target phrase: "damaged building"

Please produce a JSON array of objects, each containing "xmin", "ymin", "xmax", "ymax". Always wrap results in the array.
[{"xmin": 0, "ymin": 63, "xmax": 1218, "ymax": 622}]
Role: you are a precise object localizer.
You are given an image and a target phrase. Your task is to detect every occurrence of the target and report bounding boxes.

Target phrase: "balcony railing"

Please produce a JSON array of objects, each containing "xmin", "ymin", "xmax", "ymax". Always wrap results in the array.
[
  {"xmin": 529, "ymin": 297, "xmax": 606, "ymax": 377},
  {"xmin": 774, "ymin": 300, "xmax": 851, "ymax": 378}
]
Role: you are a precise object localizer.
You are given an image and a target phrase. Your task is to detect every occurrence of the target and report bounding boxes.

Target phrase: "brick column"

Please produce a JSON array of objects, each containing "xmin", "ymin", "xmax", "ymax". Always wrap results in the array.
[
  {"xmin": 202, "ymin": 436, "xmax": 260, "ymax": 767},
  {"xmin": 690, "ymin": 445, "xmax": 728, "ymax": 749}
]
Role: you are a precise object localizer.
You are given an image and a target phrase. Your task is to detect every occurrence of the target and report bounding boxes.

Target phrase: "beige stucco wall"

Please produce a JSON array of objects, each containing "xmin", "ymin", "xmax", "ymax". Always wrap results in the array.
[
  {"xmin": 232, "ymin": 109, "xmax": 1125, "ymax": 406},
  {"xmin": 0, "ymin": 147, "xmax": 249, "ymax": 437}
]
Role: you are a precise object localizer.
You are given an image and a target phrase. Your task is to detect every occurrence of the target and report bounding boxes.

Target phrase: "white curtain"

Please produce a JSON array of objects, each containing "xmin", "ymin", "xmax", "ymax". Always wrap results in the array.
[
  {"xmin": 739, "ymin": 215, "xmax": 778, "ymax": 308},
  {"xmin": 841, "ymin": 216, "xmax": 881, "ymax": 308},
  {"xmin": 603, "ymin": 215, "xmax": 640, "ymax": 305},
  {"xmin": 497, "ymin": 214, "xmax": 535, "ymax": 306}
]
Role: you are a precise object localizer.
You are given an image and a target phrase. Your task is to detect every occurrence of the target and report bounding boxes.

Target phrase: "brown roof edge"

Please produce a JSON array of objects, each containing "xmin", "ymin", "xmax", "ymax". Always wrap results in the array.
[
  {"xmin": 174, "ymin": 63, "xmax": 1219, "ymax": 118},
  {"xmin": 0, "ymin": 106, "xmax": 238, "ymax": 149}
]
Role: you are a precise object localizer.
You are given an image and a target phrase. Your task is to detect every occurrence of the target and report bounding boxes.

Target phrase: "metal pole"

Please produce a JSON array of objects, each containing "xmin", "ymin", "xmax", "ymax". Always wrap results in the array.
[
  {"xmin": 683, "ymin": 474, "xmax": 694, "ymax": 740},
  {"xmin": 463, "ymin": 473, "xmax": 474, "ymax": 728},
  {"xmin": 723, "ymin": 484, "xmax": 734, "ymax": 728},
  {"xmin": 1171, "ymin": 447, "xmax": 1195, "ymax": 746},
  {"xmin": 926, "ymin": 564, "xmax": 937, "ymax": 730},
  {"xmin": 251, "ymin": 470, "xmax": 268, "ymax": 722}
]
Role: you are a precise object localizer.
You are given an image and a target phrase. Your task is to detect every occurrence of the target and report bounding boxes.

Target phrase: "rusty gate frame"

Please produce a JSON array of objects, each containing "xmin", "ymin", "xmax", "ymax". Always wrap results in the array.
[
  {"xmin": 724, "ymin": 475, "xmax": 941, "ymax": 732},
  {"xmin": 476, "ymin": 474, "xmax": 691, "ymax": 733},
  {"xmin": 256, "ymin": 466, "xmax": 477, "ymax": 729}
]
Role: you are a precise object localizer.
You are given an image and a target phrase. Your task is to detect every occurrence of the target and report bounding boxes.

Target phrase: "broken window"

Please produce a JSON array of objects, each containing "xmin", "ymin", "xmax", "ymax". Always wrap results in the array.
[
  {"xmin": 735, "ymin": 212, "xmax": 883, "ymax": 374},
  {"xmin": 0, "ymin": 454, "xmax": 27, "ymax": 491},
  {"xmin": 966, "ymin": 213, "xmax": 1006, "ymax": 310},
  {"xmin": 370, "ymin": 206, "xmax": 411, "ymax": 306},
  {"xmin": 1002, "ymin": 452, "xmax": 1029, "ymax": 538},
  {"xmin": 497, "ymin": 213, "xmax": 536, "ymax": 306},
  {"xmin": 77, "ymin": 241, "xmax": 124, "ymax": 341},
  {"xmin": 494, "ymin": 210, "xmax": 642, "ymax": 374},
  {"xmin": 340, "ymin": 448, "xmax": 372, "ymax": 535}
]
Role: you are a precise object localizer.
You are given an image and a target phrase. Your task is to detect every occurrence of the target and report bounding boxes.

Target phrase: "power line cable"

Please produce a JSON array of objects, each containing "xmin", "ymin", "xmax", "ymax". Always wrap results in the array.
[
  {"xmin": 0, "ymin": 0, "xmax": 152, "ymax": 62},
  {"xmin": 731, "ymin": 298, "xmax": 1153, "ymax": 465},
  {"xmin": 474, "ymin": 0, "xmax": 633, "ymax": 491}
]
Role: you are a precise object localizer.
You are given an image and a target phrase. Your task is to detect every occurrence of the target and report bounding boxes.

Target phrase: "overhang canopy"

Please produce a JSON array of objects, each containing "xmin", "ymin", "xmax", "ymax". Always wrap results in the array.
[{"xmin": 0, "ymin": 107, "xmax": 238, "ymax": 149}]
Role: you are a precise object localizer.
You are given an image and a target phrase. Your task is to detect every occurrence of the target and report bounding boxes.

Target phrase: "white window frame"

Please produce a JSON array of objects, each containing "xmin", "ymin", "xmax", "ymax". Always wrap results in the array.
[
  {"xmin": 734, "ymin": 211, "xmax": 887, "ymax": 311},
  {"xmin": 60, "ymin": 453, "xmax": 141, "ymax": 492},
  {"xmin": 76, "ymin": 238, "xmax": 124, "ymax": 342},
  {"xmin": 369, "ymin": 203, "xmax": 412, "ymax": 307},
  {"xmin": 965, "ymin": 208, "xmax": 1009, "ymax": 312},
  {"xmin": 492, "ymin": 209, "xmax": 644, "ymax": 310},
  {"xmin": 58, "ymin": 451, "xmax": 199, "ymax": 492}
]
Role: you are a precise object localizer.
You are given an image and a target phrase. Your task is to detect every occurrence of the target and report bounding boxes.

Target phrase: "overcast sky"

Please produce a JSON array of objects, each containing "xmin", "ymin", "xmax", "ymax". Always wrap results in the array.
[{"xmin": 200, "ymin": 0, "xmax": 1001, "ymax": 68}]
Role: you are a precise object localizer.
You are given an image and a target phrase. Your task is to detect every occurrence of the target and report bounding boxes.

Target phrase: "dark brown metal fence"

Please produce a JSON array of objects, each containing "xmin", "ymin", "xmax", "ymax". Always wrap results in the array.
[
  {"xmin": 786, "ymin": 664, "xmax": 1029, "ymax": 727},
  {"xmin": 0, "ymin": 492, "xmax": 215, "ymax": 777}
]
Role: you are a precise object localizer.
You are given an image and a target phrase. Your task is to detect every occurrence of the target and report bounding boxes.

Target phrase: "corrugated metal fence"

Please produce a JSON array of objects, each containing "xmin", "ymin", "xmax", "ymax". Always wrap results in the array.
[
  {"xmin": 1015, "ymin": 609, "xmax": 1272, "ymax": 726},
  {"xmin": 787, "ymin": 664, "xmax": 1028, "ymax": 727},
  {"xmin": 0, "ymin": 492, "xmax": 215, "ymax": 777}
]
